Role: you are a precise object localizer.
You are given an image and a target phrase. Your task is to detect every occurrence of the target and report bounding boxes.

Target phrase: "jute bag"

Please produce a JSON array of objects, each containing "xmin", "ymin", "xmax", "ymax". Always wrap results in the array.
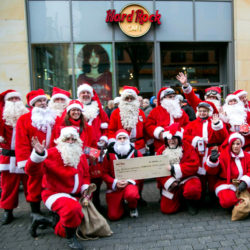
[
  {"xmin": 76, "ymin": 184, "xmax": 113, "ymax": 240},
  {"xmin": 231, "ymin": 179, "xmax": 250, "ymax": 221}
]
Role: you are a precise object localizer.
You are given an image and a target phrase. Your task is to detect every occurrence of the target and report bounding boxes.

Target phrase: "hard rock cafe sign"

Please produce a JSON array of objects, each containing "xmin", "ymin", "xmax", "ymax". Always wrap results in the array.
[{"xmin": 106, "ymin": 4, "xmax": 161, "ymax": 38}]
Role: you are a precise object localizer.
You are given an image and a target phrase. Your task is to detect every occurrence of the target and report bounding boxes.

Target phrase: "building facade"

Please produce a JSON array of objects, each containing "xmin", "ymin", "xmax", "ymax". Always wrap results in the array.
[{"xmin": 0, "ymin": 0, "xmax": 249, "ymax": 104}]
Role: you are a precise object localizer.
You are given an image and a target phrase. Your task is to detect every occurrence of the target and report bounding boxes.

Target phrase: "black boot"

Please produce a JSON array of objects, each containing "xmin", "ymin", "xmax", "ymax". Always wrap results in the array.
[
  {"xmin": 65, "ymin": 227, "xmax": 83, "ymax": 250},
  {"xmin": 2, "ymin": 209, "xmax": 14, "ymax": 225},
  {"xmin": 185, "ymin": 199, "xmax": 198, "ymax": 216},
  {"xmin": 30, "ymin": 201, "xmax": 42, "ymax": 214},
  {"xmin": 29, "ymin": 213, "xmax": 57, "ymax": 237}
]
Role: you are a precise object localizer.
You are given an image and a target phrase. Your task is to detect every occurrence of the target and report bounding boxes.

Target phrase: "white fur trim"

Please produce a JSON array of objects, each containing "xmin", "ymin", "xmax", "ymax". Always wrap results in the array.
[
  {"xmin": 173, "ymin": 164, "xmax": 182, "ymax": 179},
  {"xmin": 30, "ymin": 149, "xmax": 48, "ymax": 163},
  {"xmin": 66, "ymin": 103, "xmax": 83, "ymax": 112},
  {"xmin": 192, "ymin": 136, "xmax": 202, "ymax": 148},
  {"xmin": 17, "ymin": 160, "xmax": 27, "ymax": 169},
  {"xmin": 81, "ymin": 184, "xmax": 89, "ymax": 194},
  {"xmin": 164, "ymin": 176, "xmax": 176, "ymax": 191},
  {"xmin": 0, "ymin": 164, "xmax": 9, "ymax": 171},
  {"xmin": 206, "ymin": 158, "xmax": 219, "ymax": 168},
  {"xmin": 71, "ymin": 174, "xmax": 79, "ymax": 194},
  {"xmin": 175, "ymin": 129, "xmax": 184, "ymax": 139},
  {"xmin": 99, "ymin": 135, "xmax": 108, "ymax": 143},
  {"xmin": 211, "ymin": 120, "xmax": 223, "ymax": 131},
  {"xmin": 108, "ymin": 138, "xmax": 116, "ymax": 145},
  {"xmin": 236, "ymin": 90, "xmax": 247, "ymax": 98},
  {"xmin": 30, "ymin": 95, "xmax": 47, "ymax": 106},
  {"xmin": 215, "ymin": 184, "xmax": 236, "ymax": 197},
  {"xmin": 51, "ymin": 93, "xmax": 69, "ymax": 102},
  {"xmin": 60, "ymin": 127, "xmax": 79, "ymax": 140},
  {"xmin": 225, "ymin": 94, "xmax": 239, "ymax": 105},
  {"xmin": 127, "ymin": 179, "xmax": 136, "ymax": 185},
  {"xmin": 77, "ymin": 84, "xmax": 94, "ymax": 98},
  {"xmin": 162, "ymin": 131, "xmax": 172, "ymax": 140},
  {"xmin": 0, "ymin": 136, "xmax": 5, "ymax": 143},
  {"xmin": 112, "ymin": 179, "xmax": 118, "ymax": 190},
  {"xmin": 160, "ymin": 88, "xmax": 175, "ymax": 99},
  {"xmin": 4, "ymin": 92, "xmax": 21, "ymax": 101},
  {"xmin": 228, "ymin": 133, "xmax": 245, "ymax": 146},
  {"xmin": 122, "ymin": 89, "xmax": 137, "ymax": 98},
  {"xmin": 45, "ymin": 193, "xmax": 77, "ymax": 210},
  {"xmin": 198, "ymin": 167, "xmax": 206, "ymax": 175},
  {"xmin": 182, "ymin": 84, "xmax": 192, "ymax": 94},
  {"xmin": 100, "ymin": 122, "xmax": 108, "ymax": 129},
  {"xmin": 153, "ymin": 126, "xmax": 164, "ymax": 139},
  {"xmin": 116, "ymin": 132, "xmax": 129, "ymax": 140},
  {"xmin": 162, "ymin": 189, "xmax": 174, "ymax": 199},
  {"xmin": 240, "ymin": 176, "xmax": 250, "ymax": 188}
]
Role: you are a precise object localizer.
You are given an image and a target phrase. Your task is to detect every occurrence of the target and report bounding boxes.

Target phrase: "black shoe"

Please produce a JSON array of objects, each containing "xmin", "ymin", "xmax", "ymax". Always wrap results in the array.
[
  {"xmin": 65, "ymin": 227, "xmax": 83, "ymax": 250},
  {"xmin": 30, "ymin": 202, "xmax": 42, "ymax": 214},
  {"xmin": 2, "ymin": 209, "xmax": 14, "ymax": 225},
  {"xmin": 185, "ymin": 199, "xmax": 198, "ymax": 216}
]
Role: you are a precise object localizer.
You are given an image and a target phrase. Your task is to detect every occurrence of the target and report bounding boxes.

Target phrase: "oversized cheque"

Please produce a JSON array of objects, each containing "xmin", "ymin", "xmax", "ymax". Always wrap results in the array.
[{"xmin": 114, "ymin": 155, "xmax": 171, "ymax": 180}]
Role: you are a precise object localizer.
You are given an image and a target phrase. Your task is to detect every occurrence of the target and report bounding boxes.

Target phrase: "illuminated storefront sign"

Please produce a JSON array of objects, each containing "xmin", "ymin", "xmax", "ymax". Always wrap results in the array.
[{"xmin": 106, "ymin": 4, "xmax": 161, "ymax": 37}]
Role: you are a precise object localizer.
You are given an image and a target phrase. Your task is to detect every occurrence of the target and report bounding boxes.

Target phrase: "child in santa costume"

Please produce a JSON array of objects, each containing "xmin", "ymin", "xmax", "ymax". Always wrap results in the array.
[
  {"xmin": 0, "ymin": 90, "xmax": 29, "ymax": 224},
  {"xmin": 176, "ymin": 72, "xmax": 222, "ymax": 111},
  {"xmin": 145, "ymin": 87, "xmax": 189, "ymax": 153},
  {"xmin": 48, "ymin": 87, "xmax": 70, "ymax": 117},
  {"xmin": 183, "ymin": 101, "xmax": 228, "ymax": 197},
  {"xmin": 15, "ymin": 89, "xmax": 57, "ymax": 215},
  {"xmin": 77, "ymin": 83, "xmax": 109, "ymax": 210},
  {"xmin": 25, "ymin": 127, "xmax": 90, "ymax": 250},
  {"xmin": 205, "ymin": 133, "xmax": 250, "ymax": 209},
  {"xmin": 102, "ymin": 129, "xmax": 141, "ymax": 220},
  {"xmin": 157, "ymin": 123, "xmax": 202, "ymax": 215}
]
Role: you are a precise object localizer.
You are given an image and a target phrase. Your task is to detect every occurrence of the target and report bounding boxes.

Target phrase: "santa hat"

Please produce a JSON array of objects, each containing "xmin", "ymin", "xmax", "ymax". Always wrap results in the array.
[
  {"xmin": 205, "ymin": 86, "xmax": 221, "ymax": 101},
  {"xmin": 26, "ymin": 89, "xmax": 47, "ymax": 107},
  {"xmin": 77, "ymin": 83, "xmax": 94, "ymax": 98},
  {"xmin": 0, "ymin": 89, "xmax": 21, "ymax": 103},
  {"xmin": 157, "ymin": 87, "xmax": 175, "ymax": 106},
  {"xmin": 115, "ymin": 129, "xmax": 129, "ymax": 140},
  {"xmin": 66, "ymin": 100, "xmax": 83, "ymax": 113},
  {"xmin": 50, "ymin": 87, "xmax": 70, "ymax": 102},
  {"xmin": 121, "ymin": 86, "xmax": 139, "ymax": 99},
  {"xmin": 162, "ymin": 123, "xmax": 184, "ymax": 140},
  {"xmin": 225, "ymin": 94, "xmax": 240, "ymax": 105},
  {"xmin": 59, "ymin": 126, "xmax": 80, "ymax": 140},
  {"xmin": 228, "ymin": 132, "xmax": 245, "ymax": 147},
  {"xmin": 113, "ymin": 96, "xmax": 121, "ymax": 105},
  {"xmin": 196, "ymin": 101, "xmax": 215, "ymax": 117},
  {"xmin": 234, "ymin": 89, "xmax": 248, "ymax": 98}
]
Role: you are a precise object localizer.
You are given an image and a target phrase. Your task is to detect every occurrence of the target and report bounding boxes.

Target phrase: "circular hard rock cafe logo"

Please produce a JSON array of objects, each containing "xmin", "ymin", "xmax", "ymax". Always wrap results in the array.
[{"xmin": 106, "ymin": 4, "xmax": 161, "ymax": 38}]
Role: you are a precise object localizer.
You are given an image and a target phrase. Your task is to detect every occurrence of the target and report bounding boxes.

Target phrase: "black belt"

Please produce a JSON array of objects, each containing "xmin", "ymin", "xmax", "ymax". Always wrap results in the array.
[
  {"xmin": 130, "ymin": 137, "xmax": 144, "ymax": 143},
  {"xmin": 1, "ymin": 149, "xmax": 15, "ymax": 157}
]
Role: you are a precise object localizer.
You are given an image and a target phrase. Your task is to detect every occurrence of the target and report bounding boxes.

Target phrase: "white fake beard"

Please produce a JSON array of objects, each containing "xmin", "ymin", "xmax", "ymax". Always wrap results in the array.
[
  {"xmin": 119, "ymin": 99, "xmax": 140, "ymax": 130},
  {"xmin": 161, "ymin": 98, "xmax": 183, "ymax": 118},
  {"xmin": 31, "ymin": 107, "xmax": 56, "ymax": 133},
  {"xmin": 83, "ymin": 101, "xmax": 99, "ymax": 121},
  {"xmin": 162, "ymin": 146, "xmax": 183, "ymax": 165},
  {"xmin": 223, "ymin": 102, "xmax": 247, "ymax": 128},
  {"xmin": 48, "ymin": 101, "xmax": 67, "ymax": 117},
  {"xmin": 205, "ymin": 98, "xmax": 221, "ymax": 110},
  {"xmin": 56, "ymin": 141, "xmax": 82, "ymax": 168},
  {"xmin": 114, "ymin": 140, "xmax": 131, "ymax": 156},
  {"xmin": 3, "ymin": 101, "xmax": 28, "ymax": 127}
]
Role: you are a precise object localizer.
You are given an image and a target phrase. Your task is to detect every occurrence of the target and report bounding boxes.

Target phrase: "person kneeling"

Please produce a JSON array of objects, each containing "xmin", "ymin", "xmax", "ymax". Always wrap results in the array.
[
  {"xmin": 102, "ymin": 129, "xmax": 142, "ymax": 220},
  {"xmin": 25, "ymin": 127, "xmax": 90, "ymax": 250},
  {"xmin": 157, "ymin": 123, "xmax": 202, "ymax": 215}
]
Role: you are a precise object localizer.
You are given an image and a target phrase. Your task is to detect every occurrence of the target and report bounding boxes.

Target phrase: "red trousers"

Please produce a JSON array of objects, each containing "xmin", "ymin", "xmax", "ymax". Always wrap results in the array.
[
  {"xmin": 0, "ymin": 171, "xmax": 28, "ymax": 209},
  {"xmin": 160, "ymin": 177, "xmax": 202, "ymax": 214},
  {"xmin": 42, "ymin": 192, "xmax": 83, "ymax": 238},
  {"xmin": 106, "ymin": 184, "xmax": 140, "ymax": 221},
  {"xmin": 26, "ymin": 173, "xmax": 43, "ymax": 202}
]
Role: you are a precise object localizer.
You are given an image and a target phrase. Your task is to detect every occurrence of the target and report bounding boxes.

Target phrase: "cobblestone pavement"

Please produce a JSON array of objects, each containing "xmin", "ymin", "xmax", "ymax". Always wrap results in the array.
[{"xmin": 1, "ymin": 180, "xmax": 250, "ymax": 250}]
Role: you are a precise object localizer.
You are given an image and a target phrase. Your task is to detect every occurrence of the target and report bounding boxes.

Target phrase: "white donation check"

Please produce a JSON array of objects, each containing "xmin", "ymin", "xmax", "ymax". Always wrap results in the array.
[{"xmin": 114, "ymin": 155, "xmax": 171, "ymax": 180}]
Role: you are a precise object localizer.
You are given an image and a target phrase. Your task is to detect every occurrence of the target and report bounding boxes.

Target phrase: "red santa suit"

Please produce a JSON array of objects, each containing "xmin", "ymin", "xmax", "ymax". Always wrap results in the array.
[
  {"xmin": 0, "ymin": 90, "xmax": 29, "ymax": 210},
  {"xmin": 15, "ymin": 89, "xmax": 56, "ymax": 203},
  {"xmin": 102, "ymin": 130, "xmax": 141, "ymax": 220},
  {"xmin": 157, "ymin": 128, "xmax": 202, "ymax": 214},
  {"xmin": 145, "ymin": 87, "xmax": 189, "ymax": 152},
  {"xmin": 205, "ymin": 133, "xmax": 250, "ymax": 208},
  {"xmin": 25, "ymin": 128, "xmax": 90, "ymax": 238},
  {"xmin": 183, "ymin": 102, "xmax": 228, "ymax": 191}
]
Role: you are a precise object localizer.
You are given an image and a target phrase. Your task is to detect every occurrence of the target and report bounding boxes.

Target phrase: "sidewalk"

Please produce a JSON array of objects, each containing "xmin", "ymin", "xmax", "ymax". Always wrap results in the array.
[{"xmin": 1, "ymin": 180, "xmax": 250, "ymax": 250}]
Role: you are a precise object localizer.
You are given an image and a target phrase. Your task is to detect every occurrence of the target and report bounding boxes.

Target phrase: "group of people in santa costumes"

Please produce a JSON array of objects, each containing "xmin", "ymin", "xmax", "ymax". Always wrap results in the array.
[{"xmin": 1, "ymin": 72, "xmax": 250, "ymax": 249}]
